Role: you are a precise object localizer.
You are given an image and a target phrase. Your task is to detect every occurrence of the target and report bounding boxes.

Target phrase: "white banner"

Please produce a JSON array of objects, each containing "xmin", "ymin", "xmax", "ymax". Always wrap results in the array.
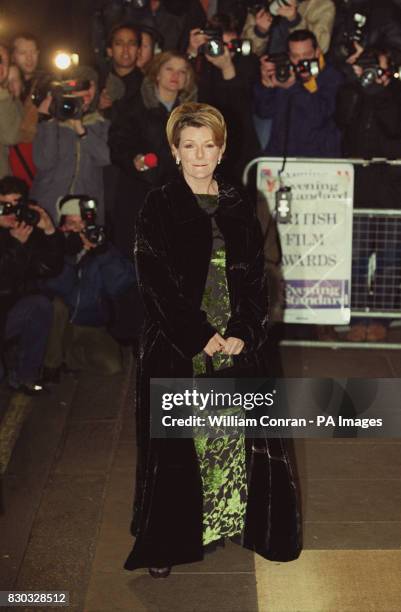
[{"xmin": 257, "ymin": 158, "xmax": 354, "ymax": 325}]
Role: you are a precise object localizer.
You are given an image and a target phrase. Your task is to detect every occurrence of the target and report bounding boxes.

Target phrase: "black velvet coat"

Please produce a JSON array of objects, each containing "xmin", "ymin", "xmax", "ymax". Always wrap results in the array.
[{"xmin": 124, "ymin": 174, "xmax": 302, "ymax": 570}]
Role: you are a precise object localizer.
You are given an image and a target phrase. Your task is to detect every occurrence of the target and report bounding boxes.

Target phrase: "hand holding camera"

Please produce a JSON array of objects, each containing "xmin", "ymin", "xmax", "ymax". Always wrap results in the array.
[
  {"xmin": 260, "ymin": 54, "xmax": 296, "ymax": 89},
  {"xmin": 205, "ymin": 45, "xmax": 235, "ymax": 79},
  {"xmin": 346, "ymin": 40, "xmax": 364, "ymax": 65},
  {"xmin": 28, "ymin": 204, "xmax": 55, "ymax": 235},
  {"xmin": 79, "ymin": 232, "xmax": 97, "ymax": 251},
  {"xmin": 187, "ymin": 28, "xmax": 209, "ymax": 57},
  {"xmin": 276, "ymin": 0, "xmax": 298, "ymax": 21},
  {"xmin": 10, "ymin": 222, "xmax": 34, "ymax": 244},
  {"xmin": 37, "ymin": 94, "xmax": 53, "ymax": 115}
]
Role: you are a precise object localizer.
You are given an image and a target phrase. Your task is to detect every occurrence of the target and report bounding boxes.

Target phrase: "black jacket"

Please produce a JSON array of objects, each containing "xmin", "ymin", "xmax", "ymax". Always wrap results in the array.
[
  {"xmin": 194, "ymin": 53, "xmax": 261, "ymax": 184},
  {"xmin": 0, "ymin": 227, "xmax": 64, "ymax": 341},
  {"xmin": 336, "ymin": 79, "xmax": 401, "ymax": 158},
  {"xmin": 330, "ymin": 0, "xmax": 401, "ymax": 70},
  {"xmin": 108, "ymin": 76, "xmax": 196, "ymax": 256},
  {"xmin": 124, "ymin": 173, "xmax": 302, "ymax": 570}
]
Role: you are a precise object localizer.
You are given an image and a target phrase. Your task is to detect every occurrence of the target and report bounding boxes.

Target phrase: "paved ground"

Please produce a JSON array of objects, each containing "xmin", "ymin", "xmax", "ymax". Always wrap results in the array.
[{"xmin": 0, "ymin": 342, "xmax": 400, "ymax": 612}]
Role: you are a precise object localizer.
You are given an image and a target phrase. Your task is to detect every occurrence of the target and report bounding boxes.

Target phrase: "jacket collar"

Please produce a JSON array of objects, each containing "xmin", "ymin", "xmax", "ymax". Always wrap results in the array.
[{"xmin": 163, "ymin": 173, "xmax": 251, "ymax": 225}]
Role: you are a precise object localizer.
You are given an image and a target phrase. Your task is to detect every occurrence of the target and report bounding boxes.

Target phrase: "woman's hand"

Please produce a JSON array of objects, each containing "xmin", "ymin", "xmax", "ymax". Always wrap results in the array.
[
  {"xmin": 203, "ymin": 332, "xmax": 226, "ymax": 356},
  {"xmin": 223, "ymin": 337, "xmax": 244, "ymax": 355}
]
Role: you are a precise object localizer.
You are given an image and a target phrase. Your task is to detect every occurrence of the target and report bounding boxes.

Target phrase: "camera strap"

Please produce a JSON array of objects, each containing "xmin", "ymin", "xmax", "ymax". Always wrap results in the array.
[{"xmin": 12, "ymin": 145, "xmax": 35, "ymax": 182}]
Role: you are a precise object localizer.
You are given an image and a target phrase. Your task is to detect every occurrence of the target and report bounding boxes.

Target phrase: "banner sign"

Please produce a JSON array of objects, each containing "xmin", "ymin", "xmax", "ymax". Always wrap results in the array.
[{"xmin": 257, "ymin": 159, "xmax": 354, "ymax": 324}]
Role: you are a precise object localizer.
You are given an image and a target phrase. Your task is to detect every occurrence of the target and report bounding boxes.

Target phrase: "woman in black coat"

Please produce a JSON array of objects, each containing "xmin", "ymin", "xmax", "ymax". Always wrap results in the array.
[
  {"xmin": 125, "ymin": 102, "xmax": 302, "ymax": 577},
  {"xmin": 108, "ymin": 51, "xmax": 197, "ymax": 341},
  {"xmin": 108, "ymin": 50, "xmax": 197, "ymax": 258}
]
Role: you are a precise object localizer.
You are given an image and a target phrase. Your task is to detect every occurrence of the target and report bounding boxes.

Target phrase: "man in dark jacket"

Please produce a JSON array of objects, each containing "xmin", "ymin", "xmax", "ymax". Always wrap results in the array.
[
  {"xmin": 0, "ymin": 176, "xmax": 64, "ymax": 393},
  {"xmin": 253, "ymin": 29, "xmax": 343, "ymax": 157},
  {"xmin": 330, "ymin": 0, "xmax": 401, "ymax": 70},
  {"xmin": 41, "ymin": 195, "xmax": 136, "ymax": 380},
  {"xmin": 98, "ymin": 23, "xmax": 144, "ymax": 121},
  {"xmin": 336, "ymin": 46, "xmax": 401, "ymax": 341},
  {"xmin": 186, "ymin": 13, "xmax": 261, "ymax": 183}
]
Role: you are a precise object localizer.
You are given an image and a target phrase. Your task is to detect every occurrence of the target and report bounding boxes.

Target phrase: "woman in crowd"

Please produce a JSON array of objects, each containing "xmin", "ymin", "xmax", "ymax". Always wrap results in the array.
[
  {"xmin": 108, "ymin": 50, "xmax": 196, "ymax": 258},
  {"xmin": 124, "ymin": 102, "xmax": 301, "ymax": 577}
]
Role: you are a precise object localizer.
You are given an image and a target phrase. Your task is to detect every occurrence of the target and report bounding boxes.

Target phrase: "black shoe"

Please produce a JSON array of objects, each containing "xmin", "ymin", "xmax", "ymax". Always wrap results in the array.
[
  {"xmin": 148, "ymin": 567, "xmax": 171, "ymax": 579},
  {"xmin": 10, "ymin": 382, "xmax": 48, "ymax": 396}
]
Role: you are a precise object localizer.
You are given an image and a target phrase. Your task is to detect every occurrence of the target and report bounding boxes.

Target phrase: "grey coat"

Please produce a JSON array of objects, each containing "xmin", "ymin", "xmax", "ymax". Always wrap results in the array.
[
  {"xmin": 0, "ymin": 89, "xmax": 23, "ymax": 178},
  {"xmin": 30, "ymin": 112, "xmax": 110, "ymax": 223}
]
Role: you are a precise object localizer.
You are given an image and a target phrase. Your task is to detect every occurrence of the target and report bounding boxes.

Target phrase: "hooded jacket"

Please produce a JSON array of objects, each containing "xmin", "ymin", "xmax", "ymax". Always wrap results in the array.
[
  {"xmin": 30, "ymin": 111, "xmax": 110, "ymax": 224},
  {"xmin": 42, "ymin": 242, "xmax": 136, "ymax": 327}
]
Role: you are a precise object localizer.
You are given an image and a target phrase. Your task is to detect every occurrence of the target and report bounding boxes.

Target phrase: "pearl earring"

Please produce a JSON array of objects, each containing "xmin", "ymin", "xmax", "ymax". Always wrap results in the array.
[
  {"xmin": 176, "ymin": 158, "xmax": 180, "ymax": 165},
  {"xmin": 218, "ymin": 158, "xmax": 222, "ymax": 165}
]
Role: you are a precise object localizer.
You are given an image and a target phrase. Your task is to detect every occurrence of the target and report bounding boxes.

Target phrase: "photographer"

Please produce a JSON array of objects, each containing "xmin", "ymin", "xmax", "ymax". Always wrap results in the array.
[
  {"xmin": 41, "ymin": 195, "xmax": 136, "ymax": 380},
  {"xmin": 329, "ymin": 0, "xmax": 401, "ymax": 76},
  {"xmin": 186, "ymin": 13, "xmax": 260, "ymax": 181},
  {"xmin": 336, "ymin": 47, "xmax": 401, "ymax": 341},
  {"xmin": 0, "ymin": 45, "xmax": 23, "ymax": 179},
  {"xmin": 0, "ymin": 176, "xmax": 64, "ymax": 394},
  {"xmin": 253, "ymin": 29, "xmax": 343, "ymax": 157},
  {"xmin": 30, "ymin": 65, "xmax": 110, "ymax": 225},
  {"xmin": 242, "ymin": 0, "xmax": 336, "ymax": 57}
]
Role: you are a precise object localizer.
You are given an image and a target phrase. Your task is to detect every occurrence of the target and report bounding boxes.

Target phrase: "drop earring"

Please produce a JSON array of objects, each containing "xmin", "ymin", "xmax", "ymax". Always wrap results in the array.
[
  {"xmin": 218, "ymin": 158, "xmax": 222, "ymax": 165},
  {"xmin": 176, "ymin": 158, "xmax": 180, "ymax": 166}
]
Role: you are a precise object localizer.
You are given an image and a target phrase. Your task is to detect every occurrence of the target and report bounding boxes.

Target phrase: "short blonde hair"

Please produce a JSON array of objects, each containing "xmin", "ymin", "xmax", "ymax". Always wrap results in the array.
[
  {"xmin": 166, "ymin": 102, "xmax": 227, "ymax": 149},
  {"xmin": 145, "ymin": 51, "xmax": 195, "ymax": 98}
]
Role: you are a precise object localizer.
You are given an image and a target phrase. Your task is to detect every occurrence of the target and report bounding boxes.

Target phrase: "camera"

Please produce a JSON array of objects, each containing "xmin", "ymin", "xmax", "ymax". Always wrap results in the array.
[
  {"xmin": 226, "ymin": 38, "xmax": 252, "ymax": 57},
  {"xmin": 268, "ymin": 0, "xmax": 292, "ymax": 16},
  {"xmin": 268, "ymin": 53, "xmax": 292, "ymax": 82},
  {"xmin": 247, "ymin": 0, "xmax": 292, "ymax": 16},
  {"xmin": 0, "ymin": 199, "xmax": 40, "ymax": 227},
  {"xmin": 338, "ymin": 11, "xmax": 368, "ymax": 60},
  {"xmin": 356, "ymin": 51, "xmax": 401, "ymax": 89},
  {"xmin": 79, "ymin": 198, "xmax": 106, "ymax": 247},
  {"xmin": 293, "ymin": 58, "xmax": 320, "ymax": 80},
  {"xmin": 32, "ymin": 74, "xmax": 90, "ymax": 121},
  {"xmin": 199, "ymin": 29, "xmax": 225, "ymax": 57},
  {"xmin": 199, "ymin": 29, "xmax": 252, "ymax": 57}
]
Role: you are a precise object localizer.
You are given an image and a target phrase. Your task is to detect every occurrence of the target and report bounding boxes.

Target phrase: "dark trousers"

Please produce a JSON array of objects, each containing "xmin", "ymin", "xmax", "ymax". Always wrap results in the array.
[
  {"xmin": 44, "ymin": 297, "xmax": 123, "ymax": 375},
  {"xmin": 1, "ymin": 295, "xmax": 53, "ymax": 385}
]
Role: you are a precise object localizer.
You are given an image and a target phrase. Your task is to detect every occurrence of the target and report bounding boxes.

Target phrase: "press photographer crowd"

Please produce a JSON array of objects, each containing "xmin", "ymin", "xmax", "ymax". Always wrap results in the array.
[{"xmin": 1, "ymin": 0, "xmax": 401, "ymax": 394}]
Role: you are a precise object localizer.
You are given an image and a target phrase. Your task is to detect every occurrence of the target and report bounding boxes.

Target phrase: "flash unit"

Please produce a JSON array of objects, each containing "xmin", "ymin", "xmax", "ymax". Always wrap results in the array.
[{"xmin": 54, "ymin": 51, "xmax": 79, "ymax": 71}]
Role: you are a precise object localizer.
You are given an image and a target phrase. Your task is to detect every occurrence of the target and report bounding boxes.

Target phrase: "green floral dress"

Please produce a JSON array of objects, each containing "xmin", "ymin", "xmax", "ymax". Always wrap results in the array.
[{"xmin": 192, "ymin": 194, "xmax": 248, "ymax": 547}]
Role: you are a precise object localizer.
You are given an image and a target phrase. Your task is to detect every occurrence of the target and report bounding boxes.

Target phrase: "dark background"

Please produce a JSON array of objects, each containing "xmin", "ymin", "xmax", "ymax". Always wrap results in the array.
[{"xmin": 0, "ymin": 0, "xmax": 96, "ymax": 64}]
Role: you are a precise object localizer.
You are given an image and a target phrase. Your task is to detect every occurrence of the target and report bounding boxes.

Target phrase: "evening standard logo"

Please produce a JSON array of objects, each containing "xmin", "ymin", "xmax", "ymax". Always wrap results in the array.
[{"xmin": 285, "ymin": 280, "xmax": 349, "ymax": 308}]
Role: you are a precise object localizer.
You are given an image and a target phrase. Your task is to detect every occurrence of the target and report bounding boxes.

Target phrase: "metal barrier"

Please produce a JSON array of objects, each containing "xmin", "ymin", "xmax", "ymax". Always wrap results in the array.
[{"xmin": 243, "ymin": 158, "xmax": 401, "ymax": 350}]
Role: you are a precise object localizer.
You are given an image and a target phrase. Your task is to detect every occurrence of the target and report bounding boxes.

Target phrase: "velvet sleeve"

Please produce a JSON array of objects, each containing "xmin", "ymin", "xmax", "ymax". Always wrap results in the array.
[
  {"xmin": 135, "ymin": 191, "xmax": 217, "ymax": 359},
  {"xmin": 224, "ymin": 213, "xmax": 269, "ymax": 354}
]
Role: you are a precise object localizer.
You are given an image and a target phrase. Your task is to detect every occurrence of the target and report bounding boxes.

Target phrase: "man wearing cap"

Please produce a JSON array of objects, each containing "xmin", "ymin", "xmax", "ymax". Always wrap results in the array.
[
  {"xmin": 41, "ymin": 194, "xmax": 136, "ymax": 382},
  {"xmin": 30, "ymin": 66, "xmax": 110, "ymax": 225}
]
